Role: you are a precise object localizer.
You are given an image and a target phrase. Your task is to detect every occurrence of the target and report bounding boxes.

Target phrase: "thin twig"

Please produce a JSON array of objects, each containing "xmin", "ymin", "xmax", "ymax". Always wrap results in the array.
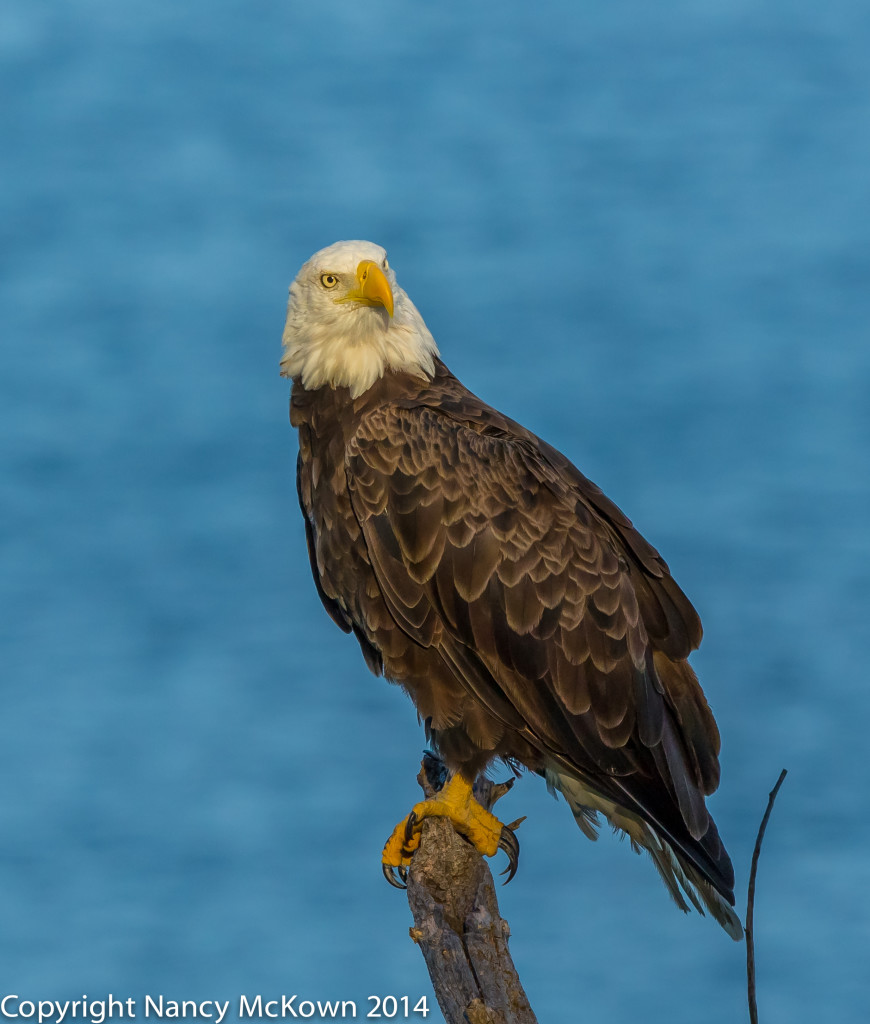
[{"xmin": 746, "ymin": 768, "xmax": 788, "ymax": 1024}]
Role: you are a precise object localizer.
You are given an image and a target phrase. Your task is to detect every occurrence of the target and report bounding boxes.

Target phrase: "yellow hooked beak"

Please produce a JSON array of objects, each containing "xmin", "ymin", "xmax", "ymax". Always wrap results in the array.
[{"xmin": 336, "ymin": 260, "xmax": 394, "ymax": 318}]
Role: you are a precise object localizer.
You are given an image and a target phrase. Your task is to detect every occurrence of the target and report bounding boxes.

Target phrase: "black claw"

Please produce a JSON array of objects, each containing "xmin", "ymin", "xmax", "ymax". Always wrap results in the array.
[
  {"xmin": 403, "ymin": 811, "xmax": 418, "ymax": 846},
  {"xmin": 498, "ymin": 824, "xmax": 521, "ymax": 884},
  {"xmin": 382, "ymin": 864, "xmax": 408, "ymax": 890}
]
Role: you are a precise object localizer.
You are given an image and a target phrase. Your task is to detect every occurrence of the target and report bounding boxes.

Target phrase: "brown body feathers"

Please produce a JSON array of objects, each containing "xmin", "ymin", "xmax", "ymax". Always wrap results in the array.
[{"xmin": 292, "ymin": 359, "xmax": 741, "ymax": 937}]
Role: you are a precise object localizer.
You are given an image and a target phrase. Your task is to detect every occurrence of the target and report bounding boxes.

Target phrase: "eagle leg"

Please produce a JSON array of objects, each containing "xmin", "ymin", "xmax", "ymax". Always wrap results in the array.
[{"xmin": 381, "ymin": 772, "xmax": 522, "ymax": 885}]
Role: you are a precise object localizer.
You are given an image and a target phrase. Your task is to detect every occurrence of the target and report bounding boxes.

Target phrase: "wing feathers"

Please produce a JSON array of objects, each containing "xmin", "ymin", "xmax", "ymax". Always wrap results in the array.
[
  {"xmin": 549, "ymin": 646, "xmax": 591, "ymax": 715},
  {"xmin": 342, "ymin": 392, "xmax": 729, "ymax": 911},
  {"xmin": 452, "ymin": 529, "xmax": 501, "ymax": 602},
  {"xmin": 503, "ymin": 575, "xmax": 545, "ymax": 635}
]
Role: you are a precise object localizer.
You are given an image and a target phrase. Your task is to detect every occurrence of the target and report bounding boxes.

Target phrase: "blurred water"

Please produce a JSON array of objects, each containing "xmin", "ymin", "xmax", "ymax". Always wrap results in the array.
[{"xmin": 2, "ymin": 2, "xmax": 868, "ymax": 1021}]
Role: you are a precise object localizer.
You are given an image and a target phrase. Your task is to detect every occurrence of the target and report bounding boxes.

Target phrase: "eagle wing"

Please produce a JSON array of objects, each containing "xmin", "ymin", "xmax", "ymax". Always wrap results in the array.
[{"xmin": 345, "ymin": 401, "xmax": 734, "ymax": 904}]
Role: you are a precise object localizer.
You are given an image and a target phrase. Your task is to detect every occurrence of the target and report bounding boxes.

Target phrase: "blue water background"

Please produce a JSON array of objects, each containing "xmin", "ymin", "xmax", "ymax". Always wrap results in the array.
[{"xmin": 2, "ymin": 2, "xmax": 869, "ymax": 1021}]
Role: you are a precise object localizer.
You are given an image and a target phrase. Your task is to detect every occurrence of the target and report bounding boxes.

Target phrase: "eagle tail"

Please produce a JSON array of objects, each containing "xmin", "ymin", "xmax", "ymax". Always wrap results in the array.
[
  {"xmin": 641, "ymin": 827, "xmax": 744, "ymax": 940},
  {"xmin": 551, "ymin": 770, "xmax": 743, "ymax": 941}
]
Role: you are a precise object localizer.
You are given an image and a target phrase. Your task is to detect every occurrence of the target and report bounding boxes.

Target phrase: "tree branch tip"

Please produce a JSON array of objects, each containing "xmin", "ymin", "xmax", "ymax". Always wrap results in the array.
[{"xmin": 746, "ymin": 766, "xmax": 788, "ymax": 1024}]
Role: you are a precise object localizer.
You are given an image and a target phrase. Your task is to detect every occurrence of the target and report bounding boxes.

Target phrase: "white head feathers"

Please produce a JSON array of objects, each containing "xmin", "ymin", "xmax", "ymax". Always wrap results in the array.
[{"xmin": 280, "ymin": 240, "xmax": 439, "ymax": 399}]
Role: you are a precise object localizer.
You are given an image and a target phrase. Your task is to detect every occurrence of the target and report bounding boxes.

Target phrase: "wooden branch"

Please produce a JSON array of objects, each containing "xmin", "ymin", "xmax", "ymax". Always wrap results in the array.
[
  {"xmin": 405, "ymin": 757, "xmax": 538, "ymax": 1024},
  {"xmin": 746, "ymin": 768, "xmax": 788, "ymax": 1024}
]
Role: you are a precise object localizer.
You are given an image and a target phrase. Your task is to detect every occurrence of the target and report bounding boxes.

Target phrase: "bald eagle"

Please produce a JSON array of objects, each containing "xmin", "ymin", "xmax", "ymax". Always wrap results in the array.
[{"xmin": 282, "ymin": 240, "xmax": 742, "ymax": 939}]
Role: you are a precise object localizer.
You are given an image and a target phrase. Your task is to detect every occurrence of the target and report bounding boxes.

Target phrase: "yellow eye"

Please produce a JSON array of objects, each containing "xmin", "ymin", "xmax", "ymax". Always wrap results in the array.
[{"xmin": 320, "ymin": 273, "xmax": 339, "ymax": 289}]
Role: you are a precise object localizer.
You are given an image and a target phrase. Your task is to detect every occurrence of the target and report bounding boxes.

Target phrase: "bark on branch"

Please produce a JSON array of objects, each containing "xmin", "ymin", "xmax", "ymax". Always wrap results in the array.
[
  {"xmin": 404, "ymin": 756, "xmax": 538, "ymax": 1024},
  {"xmin": 403, "ymin": 756, "xmax": 788, "ymax": 1023}
]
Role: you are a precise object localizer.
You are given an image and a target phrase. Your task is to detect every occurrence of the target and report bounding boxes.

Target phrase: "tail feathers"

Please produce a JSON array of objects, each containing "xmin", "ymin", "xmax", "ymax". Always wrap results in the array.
[
  {"xmin": 643, "ymin": 827, "xmax": 743, "ymax": 940},
  {"xmin": 551, "ymin": 770, "xmax": 743, "ymax": 941}
]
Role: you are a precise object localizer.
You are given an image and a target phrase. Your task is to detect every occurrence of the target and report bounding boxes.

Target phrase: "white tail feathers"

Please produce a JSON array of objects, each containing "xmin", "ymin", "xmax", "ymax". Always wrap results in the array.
[
  {"xmin": 548, "ymin": 768, "xmax": 743, "ymax": 941},
  {"xmin": 642, "ymin": 826, "xmax": 744, "ymax": 940}
]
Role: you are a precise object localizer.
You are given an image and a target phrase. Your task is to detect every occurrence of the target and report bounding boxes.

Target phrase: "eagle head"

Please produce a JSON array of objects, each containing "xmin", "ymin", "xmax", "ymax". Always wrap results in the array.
[{"xmin": 280, "ymin": 240, "xmax": 439, "ymax": 398}]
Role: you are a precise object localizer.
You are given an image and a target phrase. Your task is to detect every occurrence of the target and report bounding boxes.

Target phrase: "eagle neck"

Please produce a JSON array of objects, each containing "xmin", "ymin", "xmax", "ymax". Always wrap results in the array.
[{"xmin": 290, "ymin": 370, "xmax": 438, "ymax": 440}]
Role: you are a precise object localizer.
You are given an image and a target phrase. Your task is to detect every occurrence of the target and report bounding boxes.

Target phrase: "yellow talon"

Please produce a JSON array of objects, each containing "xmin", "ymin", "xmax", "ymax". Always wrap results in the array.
[{"xmin": 381, "ymin": 773, "xmax": 505, "ymax": 872}]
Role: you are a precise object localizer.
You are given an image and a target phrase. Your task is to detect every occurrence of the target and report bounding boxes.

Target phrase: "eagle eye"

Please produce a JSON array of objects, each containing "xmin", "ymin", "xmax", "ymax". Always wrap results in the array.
[
  {"xmin": 320, "ymin": 273, "xmax": 339, "ymax": 289},
  {"xmin": 382, "ymin": 258, "xmax": 389, "ymax": 271}
]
